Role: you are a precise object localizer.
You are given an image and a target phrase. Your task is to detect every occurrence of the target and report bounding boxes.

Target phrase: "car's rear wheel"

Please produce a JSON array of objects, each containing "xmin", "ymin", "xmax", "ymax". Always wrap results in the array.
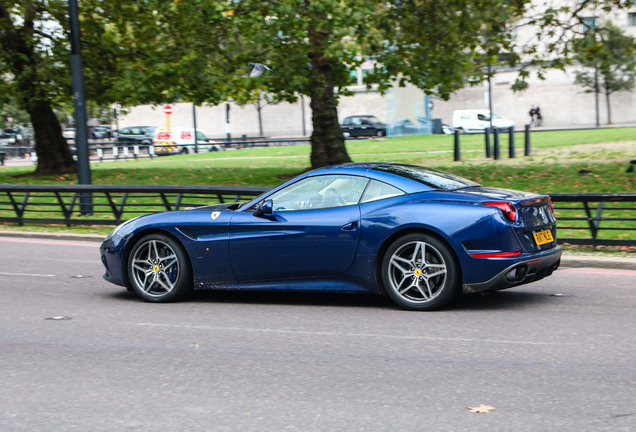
[
  {"xmin": 127, "ymin": 233, "xmax": 192, "ymax": 302},
  {"xmin": 381, "ymin": 233, "xmax": 460, "ymax": 311},
  {"xmin": 376, "ymin": 129, "xmax": 385, "ymax": 137}
]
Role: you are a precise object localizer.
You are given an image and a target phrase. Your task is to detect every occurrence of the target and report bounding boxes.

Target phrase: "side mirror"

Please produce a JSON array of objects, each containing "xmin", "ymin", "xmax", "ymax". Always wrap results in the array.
[{"xmin": 253, "ymin": 199, "xmax": 273, "ymax": 217}]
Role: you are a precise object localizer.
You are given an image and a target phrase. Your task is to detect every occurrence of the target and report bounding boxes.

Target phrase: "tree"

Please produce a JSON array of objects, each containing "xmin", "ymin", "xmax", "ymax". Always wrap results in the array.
[
  {"xmin": 224, "ymin": 0, "xmax": 632, "ymax": 168},
  {"xmin": 0, "ymin": 0, "xmax": 235, "ymax": 175},
  {"xmin": 225, "ymin": 0, "xmax": 531, "ymax": 168},
  {"xmin": 1, "ymin": 0, "xmax": 633, "ymax": 175},
  {"xmin": 0, "ymin": 1, "xmax": 76, "ymax": 174},
  {"xmin": 573, "ymin": 23, "xmax": 636, "ymax": 124}
]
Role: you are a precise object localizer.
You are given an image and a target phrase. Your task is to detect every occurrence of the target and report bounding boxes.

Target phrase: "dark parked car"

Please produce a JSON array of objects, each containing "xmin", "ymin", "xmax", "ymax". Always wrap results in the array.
[
  {"xmin": 341, "ymin": 115, "xmax": 387, "ymax": 138},
  {"xmin": 100, "ymin": 162, "xmax": 561, "ymax": 311},
  {"xmin": 116, "ymin": 126, "xmax": 157, "ymax": 148}
]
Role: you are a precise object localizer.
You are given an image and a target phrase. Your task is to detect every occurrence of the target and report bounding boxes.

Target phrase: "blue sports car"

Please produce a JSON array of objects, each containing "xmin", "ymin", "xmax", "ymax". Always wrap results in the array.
[{"xmin": 100, "ymin": 163, "xmax": 561, "ymax": 310}]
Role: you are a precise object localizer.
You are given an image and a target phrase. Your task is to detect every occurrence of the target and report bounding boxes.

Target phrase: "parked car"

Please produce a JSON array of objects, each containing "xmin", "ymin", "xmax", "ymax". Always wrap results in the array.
[
  {"xmin": 452, "ymin": 109, "xmax": 515, "ymax": 133},
  {"xmin": 100, "ymin": 162, "xmax": 561, "ymax": 311},
  {"xmin": 91, "ymin": 126, "xmax": 113, "ymax": 140},
  {"xmin": 341, "ymin": 115, "xmax": 387, "ymax": 138},
  {"xmin": 388, "ymin": 117, "xmax": 433, "ymax": 136},
  {"xmin": 116, "ymin": 126, "xmax": 157, "ymax": 148},
  {"xmin": 152, "ymin": 128, "xmax": 220, "ymax": 155},
  {"xmin": 62, "ymin": 128, "xmax": 76, "ymax": 140},
  {"xmin": 0, "ymin": 127, "xmax": 32, "ymax": 147},
  {"xmin": 0, "ymin": 127, "xmax": 33, "ymax": 157}
]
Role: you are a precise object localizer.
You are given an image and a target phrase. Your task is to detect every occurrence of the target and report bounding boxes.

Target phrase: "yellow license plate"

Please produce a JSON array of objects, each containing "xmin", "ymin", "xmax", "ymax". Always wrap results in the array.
[{"xmin": 533, "ymin": 229, "xmax": 554, "ymax": 245}]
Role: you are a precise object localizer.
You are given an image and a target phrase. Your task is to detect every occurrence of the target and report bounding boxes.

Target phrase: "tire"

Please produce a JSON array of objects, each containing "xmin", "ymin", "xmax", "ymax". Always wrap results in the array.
[
  {"xmin": 376, "ymin": 129, "xmax": 385, "ymax": 137},
  {"xmin": 127, "ymin": 233, "xmax": 192, "ymax": 302},
  {"xmin": 380, "ymin": 233, "xmax": 460, "ymax": 311},
  {"xmin": 180, "ymin": 147, "xmax": 189, "ymax": 154}
]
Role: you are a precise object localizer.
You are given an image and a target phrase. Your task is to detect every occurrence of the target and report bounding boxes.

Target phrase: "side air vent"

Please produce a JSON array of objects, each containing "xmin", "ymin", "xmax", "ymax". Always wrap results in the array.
[{"xmin": 176, "ymin": 228, "xmax": 198, "ymax": 240}]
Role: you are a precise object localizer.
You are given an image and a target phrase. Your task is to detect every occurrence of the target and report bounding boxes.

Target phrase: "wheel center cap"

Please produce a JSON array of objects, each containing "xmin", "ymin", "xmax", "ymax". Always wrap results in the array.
[
  {"xmin": 153, "ymin": 265, "xmax": 160, "ymax": 273},
  {"xmin": 414, "ymin": 269, "xmax": 422, "ymax": 277}
]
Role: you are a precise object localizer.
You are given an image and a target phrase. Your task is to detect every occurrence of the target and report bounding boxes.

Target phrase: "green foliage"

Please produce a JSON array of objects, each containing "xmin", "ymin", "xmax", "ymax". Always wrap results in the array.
[
  {"xmin": 573, "ymin": 23, "xmax": 636, "ymax": 94},
  {"xmin": 1, "ymin": 0, "xmax": 634, "ymax": 173},
  {"xmin": 0, "ymin": 1, "xmax": 72, "ymax": 107}
]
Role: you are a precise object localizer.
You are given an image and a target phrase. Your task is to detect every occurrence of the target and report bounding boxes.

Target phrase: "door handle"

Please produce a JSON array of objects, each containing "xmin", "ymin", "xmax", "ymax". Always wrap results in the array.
[{"xmin": 341, "ymin": 221, "xmax": 358, "ymax": 231}]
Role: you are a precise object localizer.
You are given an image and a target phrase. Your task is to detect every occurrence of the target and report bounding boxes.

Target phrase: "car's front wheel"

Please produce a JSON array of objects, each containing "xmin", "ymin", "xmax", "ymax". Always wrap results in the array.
[
  {"xmin": 381, "ymin": 233, "xmax": 460, "ymax": 311},
  {"xmin": 127, "ymin": 233, "xmax": 192, "ymax": 302}
]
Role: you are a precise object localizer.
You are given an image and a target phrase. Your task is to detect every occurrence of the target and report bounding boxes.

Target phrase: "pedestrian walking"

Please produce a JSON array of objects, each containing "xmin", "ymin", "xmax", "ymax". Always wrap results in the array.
[
  {"xmin": 529, "ymin": 105, "xmax": 537, "ymax": 127},
  {"xmin": 535, "ymin": 105, "xmax": 543, "ymax": 126}
]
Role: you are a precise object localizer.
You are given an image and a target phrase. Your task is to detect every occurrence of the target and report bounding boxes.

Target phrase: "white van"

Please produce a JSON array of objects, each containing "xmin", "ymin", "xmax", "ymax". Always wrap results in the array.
[
  {"xmin": 451, "ymin": 110, "xmax": 515, "ymax": 132},
  {"xmin": 152, "ymin": 128, "xmax": 220, "ymax": 154}
]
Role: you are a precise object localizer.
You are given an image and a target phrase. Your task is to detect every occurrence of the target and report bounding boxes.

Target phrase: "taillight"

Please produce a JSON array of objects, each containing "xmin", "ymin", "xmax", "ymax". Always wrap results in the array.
[
  {"xmin": 548, "ymin": 197, "xmax": 554, "ymax": 213},
  {"xmin": 470, "ymin": 251, "xmax": 522, "ymax": 258},
  {"xmin": 483, "ymin": 201, "xmax": 517, "ymax": 222}
]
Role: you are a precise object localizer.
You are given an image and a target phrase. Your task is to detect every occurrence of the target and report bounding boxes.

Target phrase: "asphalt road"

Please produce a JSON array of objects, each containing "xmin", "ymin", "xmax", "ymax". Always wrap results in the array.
[{"xmin": 0, "ymin": 237, "xmax": 634, "ymax": 432}]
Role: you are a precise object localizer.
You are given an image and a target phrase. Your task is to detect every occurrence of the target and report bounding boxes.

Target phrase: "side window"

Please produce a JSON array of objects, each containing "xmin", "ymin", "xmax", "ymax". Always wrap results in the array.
[
  {"xmin": 360, "ymin": 180, "xmax": 404, "ymax": 203},
  {"xmin": 120, "ymin": 128, "xmax": 131, "ymax": 135},
  {"xmin": 477, "ymin": 114, "xmax": 488, "ymax": 121},
  {"xmin": 269, "ymin": 175, "xmax": 369, "ymax": 211}
]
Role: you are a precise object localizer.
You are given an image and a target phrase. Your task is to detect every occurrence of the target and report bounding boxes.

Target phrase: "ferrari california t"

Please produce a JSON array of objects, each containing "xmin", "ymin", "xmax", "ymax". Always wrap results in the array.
[{"xmin": 100, "ymin": 163, "xmax": 561, "ymax": 310}]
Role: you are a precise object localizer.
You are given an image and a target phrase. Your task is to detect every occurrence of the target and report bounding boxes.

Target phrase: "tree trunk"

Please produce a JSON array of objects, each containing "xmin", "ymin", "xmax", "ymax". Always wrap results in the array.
[
  {"xmin": 308, "ymin": 79, "xmax": 351, "ymax": 168},
  {"xmin": 604, "ymin": 88, "xmax": 612, "ymax": 125},
  {"xmin": 28, "ymin": 100, "xmax": 76, "ymax": 175},
  {"xmin": 307, "ymin": 6, "xmax": 352, "ymax": 169}
]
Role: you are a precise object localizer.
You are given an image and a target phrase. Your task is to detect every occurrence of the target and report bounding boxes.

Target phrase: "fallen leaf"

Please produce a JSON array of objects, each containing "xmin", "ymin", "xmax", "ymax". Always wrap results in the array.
[{"xmin": 467, "ymin": 404, "xmax": 496, "ymax": 414}]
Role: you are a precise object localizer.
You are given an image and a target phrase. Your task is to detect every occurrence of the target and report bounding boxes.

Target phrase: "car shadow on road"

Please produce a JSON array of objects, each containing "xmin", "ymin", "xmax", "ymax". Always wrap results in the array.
[
  {"xmin": 192, "ymin": 290, "xmax": 396, "ymax": 310},
  {"xmin": 106, "ymin": 287, "xmax": 555, "ymax": 311}
]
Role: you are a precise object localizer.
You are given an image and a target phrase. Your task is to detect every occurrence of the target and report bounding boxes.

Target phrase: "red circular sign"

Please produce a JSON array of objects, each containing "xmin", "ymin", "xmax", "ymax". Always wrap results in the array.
[{"xmin": 164, "ymin": 105, "xmax": 173, "ymax": 115}]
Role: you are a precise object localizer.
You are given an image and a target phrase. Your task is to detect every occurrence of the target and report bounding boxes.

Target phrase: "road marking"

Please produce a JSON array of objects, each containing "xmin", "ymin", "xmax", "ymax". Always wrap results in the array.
[
  {"xmin": 561, "ymin": 268, "xmax": 636, "ymax": 276},
  {"xmin": 137, "ymin": 322, "xmax": 565, "ymax": 346},
  {"xmin": 0, "ymin": 237, "xmax": 99, "ymax": 247},
  {"xmin": 0, "ymin": 271, "xmax": 55, "ymax": 277}
]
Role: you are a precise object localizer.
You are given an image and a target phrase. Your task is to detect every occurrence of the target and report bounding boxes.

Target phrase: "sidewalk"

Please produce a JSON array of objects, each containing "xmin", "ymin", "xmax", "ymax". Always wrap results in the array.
[{"xmin": 1, "ymin": 230, "xmax": 635, "ymax": 271}]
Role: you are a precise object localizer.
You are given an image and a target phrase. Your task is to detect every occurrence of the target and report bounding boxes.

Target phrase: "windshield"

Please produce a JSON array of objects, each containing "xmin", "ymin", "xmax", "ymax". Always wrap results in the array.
[{"xmin": 373, "ymin": 164, "xmax": 480, "ymax": 190}]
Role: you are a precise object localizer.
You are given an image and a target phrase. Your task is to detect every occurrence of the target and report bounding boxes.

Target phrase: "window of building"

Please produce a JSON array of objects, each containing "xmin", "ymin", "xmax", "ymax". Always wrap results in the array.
[
  {"xmin": 628, "ymin": 13, "xmax": 636, "ymax": 27},
  {"xmin": 582, "ymin": 16, "xmax": 599, "ymax": 32}
]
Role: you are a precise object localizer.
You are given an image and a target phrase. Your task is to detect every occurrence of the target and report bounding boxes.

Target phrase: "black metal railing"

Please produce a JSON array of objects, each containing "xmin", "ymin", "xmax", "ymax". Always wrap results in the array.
[
  {"xmin": 0, "ymin": 137, "xmax": 311, "ymax": 165},
  {"xmin": 549, "ymin": 193, "xmax": 636, "ymax": 246},
  {"xmin": 0, "ymin": 184, "xmax": 269, "ymax": 226},
  {"xmin": 0, "ymin": 184, "xmax": 634, "ymax": 246}
]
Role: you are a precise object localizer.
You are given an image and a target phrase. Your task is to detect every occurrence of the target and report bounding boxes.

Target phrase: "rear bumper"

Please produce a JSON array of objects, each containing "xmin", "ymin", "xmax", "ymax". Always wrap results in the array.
[{"xmin": 463, "ymin": 246, "xmax": 562, "ymax": 294}]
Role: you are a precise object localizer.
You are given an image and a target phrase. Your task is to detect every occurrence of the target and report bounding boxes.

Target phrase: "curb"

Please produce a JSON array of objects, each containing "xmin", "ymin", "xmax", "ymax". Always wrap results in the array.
[
  {"xmin": 2, "ymin": 230, "xmax": 635, "ymax": 270},
  {"xmin": 0, "ymin": 230, "xmax": 104, "ymax": 243},
  {"xmin": 559, "ymin": 254, "xmax": 636, "ymax": 271}
]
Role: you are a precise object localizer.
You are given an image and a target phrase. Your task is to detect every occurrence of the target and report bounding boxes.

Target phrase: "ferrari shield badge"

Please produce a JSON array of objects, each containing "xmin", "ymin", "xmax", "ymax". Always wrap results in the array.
[{"xmin": 211, "ymin": 211, "xmax": 220, "ymax": 220}]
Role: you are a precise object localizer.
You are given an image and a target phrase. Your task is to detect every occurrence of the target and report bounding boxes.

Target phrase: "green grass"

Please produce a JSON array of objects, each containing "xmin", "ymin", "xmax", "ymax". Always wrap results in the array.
[{"xmin": 1, "ymin": 127, "xmax": 634, "ymax": 193}]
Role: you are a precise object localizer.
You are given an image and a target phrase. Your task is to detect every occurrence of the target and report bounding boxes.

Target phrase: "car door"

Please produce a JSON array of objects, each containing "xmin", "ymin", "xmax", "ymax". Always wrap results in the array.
[
  {"xmin": 342, "ymin": 117, "xmax": 358, "ymax": 137},
  {"xmin": 228, "ymin": 175, "xmax": 368, "ymax": 281}
]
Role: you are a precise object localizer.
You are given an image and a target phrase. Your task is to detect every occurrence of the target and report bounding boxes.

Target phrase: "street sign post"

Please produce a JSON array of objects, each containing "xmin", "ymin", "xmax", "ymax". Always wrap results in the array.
[{"xmin": 164, "ymin": 105, "xmax": 172, "ymax": 128}]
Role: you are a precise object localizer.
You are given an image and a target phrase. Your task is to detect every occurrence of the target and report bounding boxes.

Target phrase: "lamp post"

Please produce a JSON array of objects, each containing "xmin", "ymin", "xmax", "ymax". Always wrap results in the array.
[
  {"xmin": 68, "ymin": 0, "xmax": 92, "ymax": 214},
  {"xmin": 487, "ymin": 61, "xmax": 494, "ymax": 130},
  {"xmin": 192, "ymin": 103, "xmax": 199, "ymax": 153}
]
